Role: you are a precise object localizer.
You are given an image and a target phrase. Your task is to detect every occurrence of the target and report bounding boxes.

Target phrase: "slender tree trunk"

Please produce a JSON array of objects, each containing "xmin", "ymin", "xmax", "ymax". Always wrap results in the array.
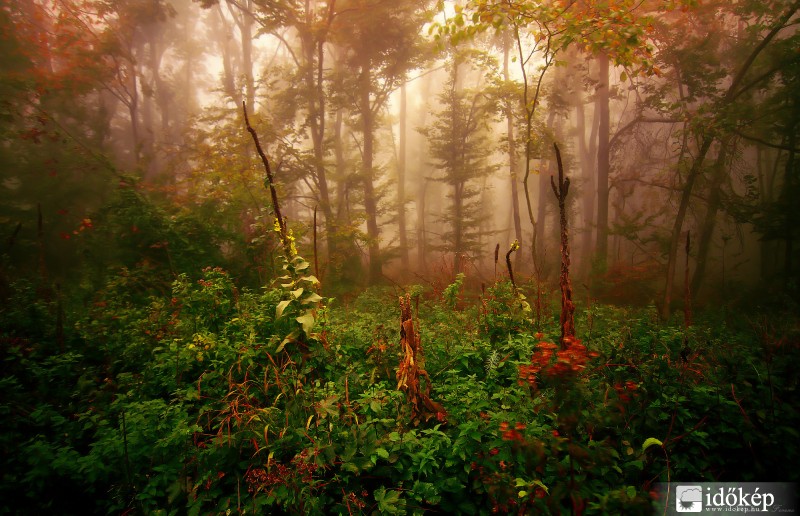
[
  {"xmin": 37, "ymin": 203, "xmax": 47, "ymax": 283},
  {"xmin": 575, "ymin": 97, "xmax": 589, "ymax": 260},
  {"xmin": 536, "ymin": 110, "xmax": 557, "ymax": 269},
  {"xmin": 684, "ymin": 231, "xmax": 692, "ymax": 328},
  {"xmin": 150, "ymin": 32, "xmax": 170, "ymax": 143},
  {"xmin": 334, "ymin": 108, "xmax": 346, "ymax": 223},
  {"xmin": 417, "ymin": 178, "xmax": 428, "ymax": 272},
  {"xmin": 224, "ymin": 0, "xmax": 254, "ymax": 108},
  {"xmin": 360, "ymin": 67, "xmax": 381, "ymax": 283},
  {"xmin": 214, "ymin": 5, "xmax": 241, "ymax": 105},
  {"xmin": 331, "ymin": 47, "xmax": 352, "ymax": 281},
  {"xmin": 398, "ymin": 80, "xmax": 410, "ymax": 271},
  {"xmin": 144, "ymin": 33, "xmax": 168, "ymax": 180},
  {"xmin": 691, "ymin": 138, "xmax": 731, "ymax": 296},
  {"xmin": 577, "ymin": 90, "xmax": 598, "ymax": 279},
  {"xmin": 239, "ymin": 0, "xmax": 255, "ymax": 110},
  {"xmin": 551, "ymin": 144, "xmax": 575, "ymax": 348},
  {"xmin": 415, "ymin": 72, "xmax": 433, "ymax": 273},
  {"xmin": 304, "ymin": 23, "xmax": 336, "ymax": 272},
  {"xmin": 782, "ymin": 126, "xmax": 797, "ymax": 276},
  {"xmin": 453, "ymin": 180, "xmax": 463, "ymax": 275},
  {"xmin": 503, "ymin": 31, "xmax": 523, "ymax": 271},
  {"xmin": 758, "ymin": 147, "xmax": 780, "ymax": 280},
  {"xmin": 662, "ymin": 136, "xmax": 714, "ymax": 319},
  {"xmin": 596, "ymin": 52, "xmax": 610, "ymax": 266},
  {"xmin": 128, "ymin": 70, "xmax": 141, "ymax": 166},
  {"xmin": 536, "ymin": 152, "xmax": 550, "ymax": 267}
]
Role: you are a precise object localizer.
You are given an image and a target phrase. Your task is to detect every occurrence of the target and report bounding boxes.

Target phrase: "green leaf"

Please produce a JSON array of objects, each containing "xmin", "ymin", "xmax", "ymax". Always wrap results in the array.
[
  {"xmin": 626, "ymin": 485, "xmax": 636, "ymax": 499},
  {"xmin": 375, "ymin": 487, "xmax": 402, "ymax": 513},
  {"xmin": 296, "ymin": 313, "xmax": 315, "ymax": 334},
  {"xmin": 301, "ymin": 292, "xmax": 323, "ymax": 305},
  {"xmin": 342, "ymin": 462, "xmax": 359, "ymax": 474},
  {"xmin": 641, "ymin": 437, "xmax": 663, "ymax": 453},
  {"xmin": 532, "ymin": 480, "xmax": 548, "ymax": 493},
  {"xmin": 276, "ymin": 330, "xmax": 298, "ymax": 353},
  {"xmin": 276, "ymin": 299, "xmax": 292, "ymax": 319},
  {"xmin": 375, "ymin": 447, "xmax": 389, "ymax": 459}
]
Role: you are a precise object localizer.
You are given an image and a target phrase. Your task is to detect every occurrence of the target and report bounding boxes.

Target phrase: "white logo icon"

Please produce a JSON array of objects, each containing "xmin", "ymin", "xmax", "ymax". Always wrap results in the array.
[{"xmin": 676, "ymin": 485, "xmax": 703, "ymax": 512}]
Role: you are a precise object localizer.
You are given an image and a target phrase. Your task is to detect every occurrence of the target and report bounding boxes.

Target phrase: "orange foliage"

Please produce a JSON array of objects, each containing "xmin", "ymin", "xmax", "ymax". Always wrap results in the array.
[{"xmin": 519, "ymin": 338, "xmax": 599, "ymax": 390}]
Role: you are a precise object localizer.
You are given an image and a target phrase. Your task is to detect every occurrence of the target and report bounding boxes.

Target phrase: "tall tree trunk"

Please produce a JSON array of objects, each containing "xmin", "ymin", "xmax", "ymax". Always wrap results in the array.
[
  {"xmin": 149, "ymin": 32, "xmax": 170, "ymax": 142},
  {"xmin": 551, "ymin": 144, "xmax": 575, "ymax": 348},
  {"xmin": 304, "ymin": 16, "xmax": 335, "ymax": 272},
  {"xmin": 595, "ymin": 52, "xmax": 610, "ymax": 266},
  {"xmin": 782, "ymin": 120, "xmax": 798, "ymax": 276},
  {"xmin": 128, "ymin": 70, "xmax": 141, "ymax": 166},
  {"xmin": 224, "ymin": 0, "xmax": 254, "ymax": 108},
  {"xmin": 415, "ymin": 72, "xmax": 433, "ymax": 273},
  {"xmin": 144, "ymin": 32, "xmax": 168, "ymax": 180},
  {"xmin": 536, "ymin": 110, "xmax": 557, "ymax": 269},
  {"xmin": 451, "ymin": 61, "xmax": 465, "ymax": 276},
  {"xmin": 417, "ymin": 178, "xmax": 428, "ymax": 273},
  {"xmin": 758, "ymin": 147, "xmax": 780, "ymax": 280},
  {"xmin": 398, "ymin": 80, "xmax": 410, "ymax": 271},
  {"xmin": 503, "ymin": 31, "xmax": 523, "ymax": 271},
  {"xmin": 536, "ymin": 153, "xmax": 550, "ymax": 267},
  {"xmin": 691, "ymin": 138, "xmax": 731, "ymax": 296},
  {"xmin": 360, "ymin": 67, "xmax": 381, "ymax": 283},
  {"xmin": 239, "ymin": 0, "xmax": 255, "ymax": 110},
  {"xmin": 334, "ymin": 108, "xmax": 346, "ymax": 223},
  {"xmin": 214, "ymin": 5, "xmax": 241, "ymax": 105},
  {"xmin": 662, "ymin": 136, "xmax": 714, "ymax": 319},
  {"xmin": 577, "ymin": 88, "xmax": 599, "ymax": 279},
  {"xmin": 453, "ymin": 180, "xmax": 464, "ymax": 275}
]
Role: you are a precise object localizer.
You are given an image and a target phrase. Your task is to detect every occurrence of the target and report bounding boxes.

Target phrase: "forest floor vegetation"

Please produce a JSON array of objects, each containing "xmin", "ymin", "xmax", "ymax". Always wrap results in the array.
[{"xmin": 1, "ymin": 263, "xmax": 799, "ymax": 514}]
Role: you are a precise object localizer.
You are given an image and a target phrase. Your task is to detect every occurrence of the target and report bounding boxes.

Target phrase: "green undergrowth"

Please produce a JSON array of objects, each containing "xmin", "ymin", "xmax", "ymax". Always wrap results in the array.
[{"xmin": 1, "ymin": 266, "xmax": 799, "ymax": 515}]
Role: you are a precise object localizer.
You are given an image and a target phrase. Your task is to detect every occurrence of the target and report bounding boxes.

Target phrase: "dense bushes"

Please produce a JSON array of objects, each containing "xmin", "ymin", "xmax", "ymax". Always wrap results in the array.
[{"xmin": 1, "ymin": 266, "xmax": 799, "ymax": 514}]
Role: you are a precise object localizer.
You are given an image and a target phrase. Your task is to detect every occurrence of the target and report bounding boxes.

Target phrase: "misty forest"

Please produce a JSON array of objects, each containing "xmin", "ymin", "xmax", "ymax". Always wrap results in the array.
[{"xmin": 2, "ymin": 0, "xmax": 800, "ymax": 513}]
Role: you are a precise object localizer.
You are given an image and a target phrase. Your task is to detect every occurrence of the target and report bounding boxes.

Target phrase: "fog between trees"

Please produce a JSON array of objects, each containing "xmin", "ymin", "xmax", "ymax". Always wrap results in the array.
[{"xmin": 2, "ymin": 0, "xmax": 799, "ymax": 312}]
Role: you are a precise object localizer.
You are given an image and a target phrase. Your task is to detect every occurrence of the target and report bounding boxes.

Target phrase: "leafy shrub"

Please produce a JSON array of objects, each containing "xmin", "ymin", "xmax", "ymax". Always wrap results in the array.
[{"xmin": 3, "ymin": 264, "xmax": 799, "ymax": 514}]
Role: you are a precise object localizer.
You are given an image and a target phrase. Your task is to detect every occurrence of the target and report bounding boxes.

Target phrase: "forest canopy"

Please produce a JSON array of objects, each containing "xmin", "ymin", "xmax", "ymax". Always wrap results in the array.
[{"xmin": 0, "ymin": 0, "xmax": 798, "ymax": 302}]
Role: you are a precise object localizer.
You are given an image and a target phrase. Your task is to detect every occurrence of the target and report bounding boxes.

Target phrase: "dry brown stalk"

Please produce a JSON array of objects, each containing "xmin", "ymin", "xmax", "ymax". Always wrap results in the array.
[{"xmin": 396, "ymin": 294, "xmax": 446, "ymax": 425}]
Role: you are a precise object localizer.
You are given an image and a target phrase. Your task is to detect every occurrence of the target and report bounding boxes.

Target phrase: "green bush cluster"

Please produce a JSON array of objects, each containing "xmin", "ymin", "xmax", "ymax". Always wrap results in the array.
[{"xmin": 1, "ymin": 267, "xmax": 799, "ymax": 514}]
